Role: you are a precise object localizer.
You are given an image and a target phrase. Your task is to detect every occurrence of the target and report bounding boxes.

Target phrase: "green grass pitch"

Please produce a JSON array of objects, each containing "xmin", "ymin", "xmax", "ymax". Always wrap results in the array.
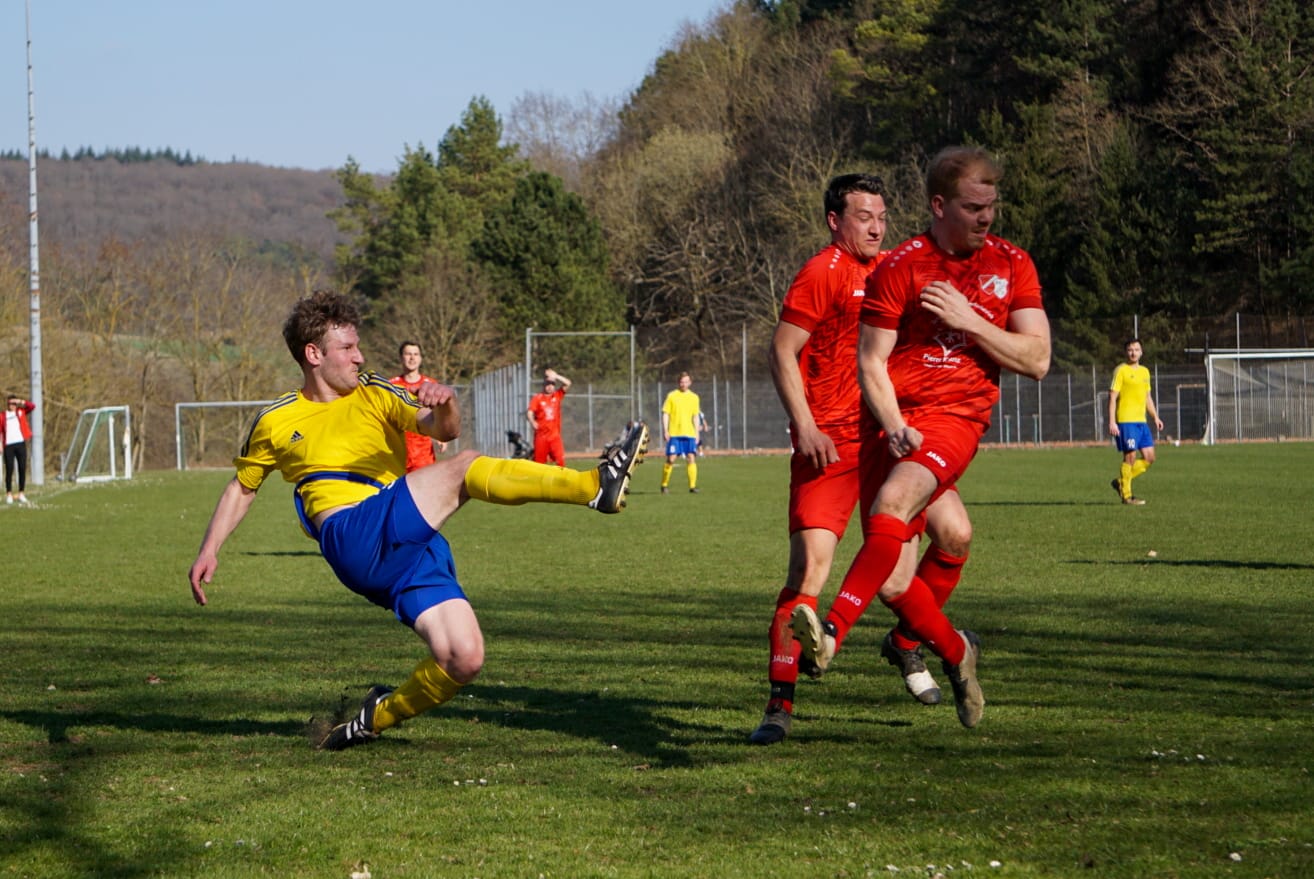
[{"xmin": 1, "ymin": 444, "xmax": 1311, "ymax": 877}]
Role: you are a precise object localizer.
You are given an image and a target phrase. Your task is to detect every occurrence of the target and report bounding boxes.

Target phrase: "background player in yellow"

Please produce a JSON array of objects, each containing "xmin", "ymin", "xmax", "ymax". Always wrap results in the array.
[
  {"xmin": 187, "ymin": 290, "xmax": 649, "ymax": 750},
  {"xmin": 660, "ymin": 371, "xmax": 706, "ymax": 493},
  {"xmin": 1108, "ymin": 338, "xmax": 1164, "ymax": 505}
]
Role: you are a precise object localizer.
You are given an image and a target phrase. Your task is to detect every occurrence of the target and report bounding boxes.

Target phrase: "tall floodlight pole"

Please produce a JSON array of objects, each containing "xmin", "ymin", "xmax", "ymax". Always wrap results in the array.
[{"xmin": 25, "ymin": 0, "xmax": 45, "ymax": 485}]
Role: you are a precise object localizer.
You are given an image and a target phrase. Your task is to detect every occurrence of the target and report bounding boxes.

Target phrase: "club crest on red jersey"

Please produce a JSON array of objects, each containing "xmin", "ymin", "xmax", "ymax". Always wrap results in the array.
[{"xmin": 979, "ymin": 274, "xmax": 1009, "ymax": 299}]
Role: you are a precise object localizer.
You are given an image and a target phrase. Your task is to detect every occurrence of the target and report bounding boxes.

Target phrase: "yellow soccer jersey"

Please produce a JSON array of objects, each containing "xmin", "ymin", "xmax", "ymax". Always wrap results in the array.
[
  {"xmin": 1110, "ymin": 363, "xmax": 1152, "ymax": 423},
  {"xmin": 663, "ymin": 389, "xmax": 702, "ymax": 438},
  {"xmin": 234, "ymin": 372, "xmax": 419, "ymax": 530}
]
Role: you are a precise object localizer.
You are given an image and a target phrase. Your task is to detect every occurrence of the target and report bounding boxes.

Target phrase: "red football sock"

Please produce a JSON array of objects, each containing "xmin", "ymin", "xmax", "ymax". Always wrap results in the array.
[
  {"xmin": 827, "ymin": 514, "xmax": 907, "ymax": 648},
  {"xmin": 882, "ymin": 576, "xmax": 965, "ymax": 664},
  {"xmin": 767, "ymin": 587, "xmax": 812, "ymax": 691},
  {"xmin": 893, "ymin": 545, "xmax": 967, "ymax": 650}
]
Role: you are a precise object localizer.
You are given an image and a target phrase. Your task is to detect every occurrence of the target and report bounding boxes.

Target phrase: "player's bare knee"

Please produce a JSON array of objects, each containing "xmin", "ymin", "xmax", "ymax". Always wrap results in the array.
[
  {"xmin": 929, "ymin": 521, "xmax": 972, "ymax": 558},
  {"xmin": 435, "ymin": 641, "xmax": 484, "ymax": 684}
]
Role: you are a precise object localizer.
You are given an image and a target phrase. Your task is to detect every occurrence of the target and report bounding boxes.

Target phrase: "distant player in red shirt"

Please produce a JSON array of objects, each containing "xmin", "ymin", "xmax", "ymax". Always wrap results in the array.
[
  {"xmin": 527, "ymin": 368, "xmax": 572, "ymax": 466},
  {"xmin": 748, "ymin": 175, "xmax": 974, "ymax": 746},
  {"xmin": 792, "ymin": 146, "xmax": 1051, "ymax": 730},
  {"xmin": 390, "ymin": 341, "xmax": 446, "ymax": 472}
]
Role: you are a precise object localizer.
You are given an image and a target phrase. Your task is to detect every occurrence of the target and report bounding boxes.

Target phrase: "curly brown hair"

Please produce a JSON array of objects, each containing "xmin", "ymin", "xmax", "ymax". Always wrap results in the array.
[{"xmin": 282, "ymin": 291, "xmax": 362, "ymax": 365}]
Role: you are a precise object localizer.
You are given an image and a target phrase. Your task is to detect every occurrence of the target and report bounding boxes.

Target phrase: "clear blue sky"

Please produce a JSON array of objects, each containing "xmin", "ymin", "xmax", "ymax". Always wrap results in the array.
[{"xmin": 4, "ymin": 1, "xmax": 726, "ymax": 173}]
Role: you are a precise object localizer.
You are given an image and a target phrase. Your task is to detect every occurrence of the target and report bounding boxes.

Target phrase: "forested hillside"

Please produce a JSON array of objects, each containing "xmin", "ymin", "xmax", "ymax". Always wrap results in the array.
[
  {"xmin": 2, "ymin": 0, "xmax": 1312, "ymax": 473},
  {"xmin": 0, "ymin": 156, "xmax": 345, "ymax": 262}
]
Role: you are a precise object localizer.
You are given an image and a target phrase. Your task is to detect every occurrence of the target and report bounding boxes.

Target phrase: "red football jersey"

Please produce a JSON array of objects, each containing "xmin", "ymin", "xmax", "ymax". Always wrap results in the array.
[
  {"xmin": 528, "ymin": 388, "xmax": 566, "ymax": 437},
  {"xmin": 778, "ymin": 244, "xmax": 884, "ymax": 441},
  {"xmin": 860, "ymin": 233, "xmax": 1044, "ymax": 425},
  {"xmin": 389, "ymin": 373, "xmax": 438, "ymax": 471}
]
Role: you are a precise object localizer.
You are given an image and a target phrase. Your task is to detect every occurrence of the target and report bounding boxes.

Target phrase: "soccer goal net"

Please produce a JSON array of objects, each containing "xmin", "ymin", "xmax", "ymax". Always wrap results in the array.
[
  {"xmin": 1205, "ymin": 350, "xmax": 1314, "ymax": 444},
  {"xmin": 175, "ymin": 401, "xmax": 273, "ymax": 470},
  {"xmin": 61, "ymin": 406, "xmax": 133, "ymax": 483}
]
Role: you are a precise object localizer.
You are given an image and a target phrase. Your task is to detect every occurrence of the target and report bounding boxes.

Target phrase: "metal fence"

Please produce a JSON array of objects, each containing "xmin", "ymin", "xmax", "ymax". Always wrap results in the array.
[
  {"xmin": 173, "ymin": 357, "xmax": 1314, "ymax": 470},
  {"xmin": 560, "ymin": 361, "xmax": 1303, "ymax": 453},
  {"xmin": 464, "ymin": 363, "xmax": 1225, "ymax": 456}
]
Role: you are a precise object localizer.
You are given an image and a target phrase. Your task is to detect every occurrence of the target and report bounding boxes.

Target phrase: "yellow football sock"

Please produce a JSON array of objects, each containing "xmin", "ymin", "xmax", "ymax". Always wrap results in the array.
[
  {"xmin": 661, "ymin": 463, "xmax": 673, "ymax": 488},
  {"xmin": 1119, "ymin": 462, "xmax": 1134, "ymax": 497},
  {"xmin": 463, "ymin": 456, "xmax": 597, "ymax": 506},
  {"xmin": 1131, "ymin": 459, "xmax": 1149, "ymax": 478},
  {"xmin": 373, "ymin": 658, "xmax": 463, "ymax": 732},
  {"xmin": 687, "ymin": 461, "xmax": 698, "ymax": 489}
]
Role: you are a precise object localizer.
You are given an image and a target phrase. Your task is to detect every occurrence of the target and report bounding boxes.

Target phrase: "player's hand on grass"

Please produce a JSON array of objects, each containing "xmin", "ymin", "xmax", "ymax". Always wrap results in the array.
[{"xmin": 189, "ymin": 556, "xmax": 217, "ymax": 606}]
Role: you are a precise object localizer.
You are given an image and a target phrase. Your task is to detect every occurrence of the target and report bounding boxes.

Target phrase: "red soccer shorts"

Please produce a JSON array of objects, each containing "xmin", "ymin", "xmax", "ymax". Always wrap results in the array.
[
  {"xmin": 788, "ymin": 434, "xmax": 861, "ymax": 537},
  {"xmin": 859, "ymin": 412, "xmax": 985, "ymax": 536}
]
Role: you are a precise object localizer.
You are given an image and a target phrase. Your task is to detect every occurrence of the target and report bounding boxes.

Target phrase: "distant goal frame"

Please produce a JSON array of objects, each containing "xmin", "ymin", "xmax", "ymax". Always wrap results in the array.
[
  {"xmin": 61, "ymin": 405, "xmax": 133, "ymax": 483},
  {"xmin": 175, "ymin": 400, "xmax": 273, "ymax": 470},
  {"xmin": 1204, "ymin": 349, "xmax": 1314, "ymax": 444}
]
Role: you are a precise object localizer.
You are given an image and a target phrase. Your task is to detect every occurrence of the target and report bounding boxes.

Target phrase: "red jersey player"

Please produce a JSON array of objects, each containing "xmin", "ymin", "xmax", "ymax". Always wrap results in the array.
[
  {"xmin": 792, "ymin": 146, "xmax": 1051, "ymax": 730},
  {"xmin": 527, "ymin": 368, "xmax": 572, "ymax": 466},
  {"xmin": 390, "ymin": 341, "xmax": 445, "ymax": 472},
  {"xmin": 750, "ymin": 175, "xmax": 975, "ymax": 746}
]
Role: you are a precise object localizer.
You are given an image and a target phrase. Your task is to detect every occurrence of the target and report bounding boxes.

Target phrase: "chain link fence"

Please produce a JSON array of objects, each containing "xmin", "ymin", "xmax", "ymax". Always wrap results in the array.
[
  {"xmin": 462, "ymin": 363, "xmax": 1229, "ymax": 457},
  {"xmin": 174, "ymin": 356, "xmax": 1313, "ymax": 470},
  {"xmin": 468, "ymin": 360, "xmax": 1312, "ymax": 456}
]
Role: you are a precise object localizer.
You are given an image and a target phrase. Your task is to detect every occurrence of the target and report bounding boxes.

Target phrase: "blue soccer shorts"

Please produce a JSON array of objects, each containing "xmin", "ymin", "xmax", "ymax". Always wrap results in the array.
[
  {"xmin": 666, "ymin": 436, "xmax": 698, "ymax": 457},
  {"xmin": 318, "ymin": 477, "xmax": 467, "ymax": 627},
  {"xmin": 1115, "ymin": 421, "xmax": 1155, "ymax": 454}
]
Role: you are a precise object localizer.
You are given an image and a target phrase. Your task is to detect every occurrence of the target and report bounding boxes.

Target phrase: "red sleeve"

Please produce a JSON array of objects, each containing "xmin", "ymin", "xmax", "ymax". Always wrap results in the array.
[
  {"xmin": 1007, "ymin": 248, "xmax": 1043, "ymax": 312},
  {"xmin": 860, "ymin": 254, "xmax": 910, "ymax": 330},
  {"xmin": 778, "ymin": 257, "xmax": 829, "ymax": 333}
]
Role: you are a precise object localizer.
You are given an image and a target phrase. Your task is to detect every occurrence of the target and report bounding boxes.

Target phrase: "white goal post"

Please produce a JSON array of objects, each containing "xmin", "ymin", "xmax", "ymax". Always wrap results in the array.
[
  {"xmin": 1204, "ymin": 349, "xmax": 1314, "ymax": 444},
  {"xmin": 175, "ymin": 400, "xmax": 273, "ymax": 470},
  {"xmin": 61, "ymin": 406, "xmax": 132, "ymax": 483}
]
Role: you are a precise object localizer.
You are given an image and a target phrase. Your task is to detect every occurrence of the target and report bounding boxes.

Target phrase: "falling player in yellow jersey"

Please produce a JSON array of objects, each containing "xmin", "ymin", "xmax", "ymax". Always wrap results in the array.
[
  {"xmin": 1108, "ymin": 338, "xmax": 1164, "ymax": 505},
  {"xmin": 187, "ymin": 290, "xmax": 649, "ymax": 750}
]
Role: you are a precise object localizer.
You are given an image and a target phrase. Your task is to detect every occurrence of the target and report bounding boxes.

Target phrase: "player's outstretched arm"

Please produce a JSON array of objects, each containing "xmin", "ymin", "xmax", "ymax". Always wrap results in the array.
[
  {"xmin": 189, "ymin": 478, "xmax": 258, "ymax": 606},
  {"xmin": 415, "ymin": 381, "xmax": 462, "ymax": 442}
]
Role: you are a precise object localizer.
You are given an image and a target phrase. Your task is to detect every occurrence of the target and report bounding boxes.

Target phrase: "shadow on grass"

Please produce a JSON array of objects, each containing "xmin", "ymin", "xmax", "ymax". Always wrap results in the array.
[
  {"xmin": 445, "ymin": 683, "xmax": 700, "ymax": 766},
  {"xmin": 0, "ymin": 706, "xmax": 305, "ymax": 743},
  {"xmin": 1066, "ymin": 558, "xmax": 1314, "ymax": 570},
  {"xmin": 0, "ymin": 708, "xmax": 305, "ymax": 878},
  {"xmin": 970, "ymin": 500, "xmax": 1110, "ymax": 507}
]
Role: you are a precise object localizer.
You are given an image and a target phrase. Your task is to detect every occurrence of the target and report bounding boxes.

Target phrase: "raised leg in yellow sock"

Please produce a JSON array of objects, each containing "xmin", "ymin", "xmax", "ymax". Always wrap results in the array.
[{"xmin": 463, "ymin": 456, "xmax": 597, "ymax": 506}]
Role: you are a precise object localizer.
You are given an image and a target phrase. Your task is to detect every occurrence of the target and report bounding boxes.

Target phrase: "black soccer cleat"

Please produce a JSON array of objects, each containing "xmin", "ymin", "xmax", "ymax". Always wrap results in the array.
[
  {"xmin": 880, "ymin": 630, "xmax": 942, "ymax": 705},
  {"xmin": 748, "ymin": 708, "xmax": 792, "ymax": 745},
  {"xmin": 589, "ymin": 422, "xmax": 649, "ymax": 513},
  {"xmin": 319, "ymin": 684, "xmax": 393, "ymax": 751}
]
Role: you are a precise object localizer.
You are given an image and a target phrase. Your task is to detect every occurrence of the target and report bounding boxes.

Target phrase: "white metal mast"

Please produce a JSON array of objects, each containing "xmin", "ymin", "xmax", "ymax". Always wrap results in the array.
[{"xmin": 26, "ymin": 0, "xmax": 45, "ymax": 485}]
